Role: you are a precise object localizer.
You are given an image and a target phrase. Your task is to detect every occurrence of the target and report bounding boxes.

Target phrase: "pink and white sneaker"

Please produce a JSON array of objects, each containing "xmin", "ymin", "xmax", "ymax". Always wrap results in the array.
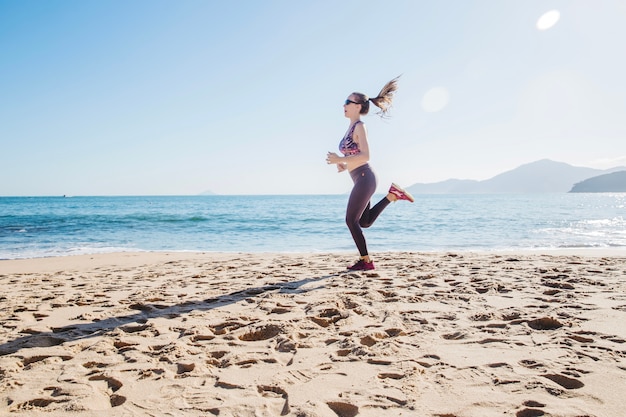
[
  {"xmin": 347, "ymin": 259, "xmax": 375, "ymax": 271},
  {"xmin": 389, "ymin": 183, "xmax": 415, "ymax": 203}
]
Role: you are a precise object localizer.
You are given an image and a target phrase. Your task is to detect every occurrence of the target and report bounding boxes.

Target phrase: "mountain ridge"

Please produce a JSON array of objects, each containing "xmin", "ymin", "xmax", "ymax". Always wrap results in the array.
[{"xmin": 407, "ymin": 159, "xmax": 626, "ymax": 194}]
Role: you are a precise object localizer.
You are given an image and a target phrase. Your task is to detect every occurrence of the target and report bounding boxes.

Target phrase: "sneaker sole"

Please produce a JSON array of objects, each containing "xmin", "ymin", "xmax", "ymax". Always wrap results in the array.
[{"xmin": 391, "ymin": 183, "xmax": 415, "ymax": 203}]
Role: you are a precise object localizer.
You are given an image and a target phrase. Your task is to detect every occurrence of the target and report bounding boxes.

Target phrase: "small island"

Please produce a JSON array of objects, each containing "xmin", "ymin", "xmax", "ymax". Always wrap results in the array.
[{"xmin": 569, "ymin": 171, "xmax": 626, "ymax": 193}]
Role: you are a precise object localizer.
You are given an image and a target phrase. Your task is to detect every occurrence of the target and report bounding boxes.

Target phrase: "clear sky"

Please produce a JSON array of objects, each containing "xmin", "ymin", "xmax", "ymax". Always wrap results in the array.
[{"xmin": 1, "ymin": 0, "xmax": 625, "ymax": 196}]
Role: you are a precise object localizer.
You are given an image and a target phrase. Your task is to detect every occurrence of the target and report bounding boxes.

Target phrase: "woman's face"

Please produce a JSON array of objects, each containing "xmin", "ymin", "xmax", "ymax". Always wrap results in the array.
[{"xmin": 343, "ymin": 94, "xmax": 362, "ymax": 118}]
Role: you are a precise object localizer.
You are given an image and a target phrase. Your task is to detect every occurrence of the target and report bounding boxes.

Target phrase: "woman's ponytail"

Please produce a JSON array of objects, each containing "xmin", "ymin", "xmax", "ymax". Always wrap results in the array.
[
  {"xmin": 369, "ymin": 75, "xmax": 400, "ymax": 117},
  {"xmin": 352, "ymin": 75, "xmax": 400, "ymax": 118}
]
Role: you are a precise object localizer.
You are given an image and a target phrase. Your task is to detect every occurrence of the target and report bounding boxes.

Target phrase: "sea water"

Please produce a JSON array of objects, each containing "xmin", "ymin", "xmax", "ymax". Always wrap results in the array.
[{"xmin": 1, "ymin": 194, "xmax": 625, "ymax": 259}]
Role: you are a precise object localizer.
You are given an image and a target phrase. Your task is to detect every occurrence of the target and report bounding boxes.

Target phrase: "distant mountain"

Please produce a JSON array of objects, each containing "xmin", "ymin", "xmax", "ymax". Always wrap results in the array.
[
  {"xmin": 407, "ymin": 159, "xmax": 626, "ymax": 194},
  {"xmin": 569, "ymin": 171, "xmax": 626, "ymax": 193},
  {"xmin": 405, "ymin": 179, "xmax": 480, "ymax": 194}
]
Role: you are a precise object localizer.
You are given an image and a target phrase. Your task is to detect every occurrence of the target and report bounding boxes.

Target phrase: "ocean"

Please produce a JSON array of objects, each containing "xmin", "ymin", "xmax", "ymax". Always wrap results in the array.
[{"xmin": 1, "ymin": 194, "xmax": 625, "ymax": 260}]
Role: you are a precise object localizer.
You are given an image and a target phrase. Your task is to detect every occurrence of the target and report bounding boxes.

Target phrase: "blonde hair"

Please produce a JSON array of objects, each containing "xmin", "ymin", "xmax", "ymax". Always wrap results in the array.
[{"xmin": 352, "ymin": 75, "xmax": 400, "ymax": 117}]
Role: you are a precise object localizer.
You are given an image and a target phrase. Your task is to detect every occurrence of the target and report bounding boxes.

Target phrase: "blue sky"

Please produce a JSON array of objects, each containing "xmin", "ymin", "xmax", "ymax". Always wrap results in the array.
[{"xmin": 1, "ymin": 0, "xmax": 625, "ymax": 196}]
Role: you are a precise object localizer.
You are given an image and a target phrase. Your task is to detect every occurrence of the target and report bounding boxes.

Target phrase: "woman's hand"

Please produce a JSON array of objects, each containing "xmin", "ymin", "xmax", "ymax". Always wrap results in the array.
[
  {"xmin": 327, "ymin": 152, "xmax": 347, "ymax": 173},
  {"xmin": 326, "ymin": 152, "xmax": 342, "ymax": 165}
]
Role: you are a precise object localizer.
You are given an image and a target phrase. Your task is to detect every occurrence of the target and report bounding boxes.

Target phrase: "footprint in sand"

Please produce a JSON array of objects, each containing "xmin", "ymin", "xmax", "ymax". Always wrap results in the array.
[
  {"xmin": 88, "ymin": 374, "xmax": 127, "ymax": 407},
  {"xmin": 360, "ymin": 335, "xmax": 379, "ymax": 347},
  {"xmin": 519, "ymin": 359, "xmax": 544, "ymax": 370},
  {"xmin": 113, "ymin": 340, "xmax": 138, "ymax": 353},
  {"xmin": 527, "ymin": 317, "xmax": 563, "ymax": 330},
  {"xmin": 211, "ymin": 320, "xmax": 247, "ymax": 335},
  {"xmin": 309, "ymin": 308, "xmax": 349, "ymax": 328},
  {"xmin": 541, "ymin": 373, "xmax": 584, "ymax": 389},
  {"xmin": 137, "ymin": 368, "xmax": 166, "ymax": 379},
  {"xmin": 14, "ymin": 397, "xmax": 70, "ymax": 410},
  {"xmin": 270, "ymin": 306, "xmax": 292, "ymax": 314},
  {"xmin": 567, "ymin": 333, "xmax": 594, "ymax": 343},
  {"xmin": 516, "ymin": 408, "xmax": 545, "ymax": 417},
  {"xmin": 215, "ymin": 379, "xmax": 244, "ymax": 389},
  {"xmin": 190, "ymin": 334, "xmax": 215, "ymax": 343},
  {"xmin": 109, "ymin": 394, "xmax": 126, "ymax": 407},
  {"xmin": 442, "ymin": 331, "xmax": 466, "ymax": 340},
  {"xmin": 258, "ymin": 385, "xmax": 290, "ymax": 416},
  {"xmin": 327, "ymin": 401, "xmax": 359, "ymax": 417},
  {"xmin": 119, "ymin": 323, "xmax": 157, "ymax": 335},
  {"xmin": 378, "ymin": 372, "xmax": 405, "ymax": 380},
  {"xmin": 22, "ymin": 354, "xmax": 73, "ymax": 366},
  {"xmin": 88, "ymin": 374, "xmax": 123, "ymax": 392},
  {"xmin": 239, "ymin": 324, "xmax": 283, "ymax": 341},
  {"xmin": 206, "ymin": 350, "xmax": 230, "ymax": 368},
  {"xmin": 82, "ymin": 361, "xmax": 110, "ymax": 369},
  {"xmin": 176, "ymin": 362, "xmax": 195, "ymax": 375}
]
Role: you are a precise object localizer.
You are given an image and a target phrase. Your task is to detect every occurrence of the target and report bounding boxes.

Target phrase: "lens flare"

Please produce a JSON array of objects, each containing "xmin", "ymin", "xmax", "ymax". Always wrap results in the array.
[
  {"xmin": 537, "ymin": 10, "xmax": 560, "ymax": 31},
  {"xmin": 421, "ymin": 87, "xmax": 450, "ymax": 113}
]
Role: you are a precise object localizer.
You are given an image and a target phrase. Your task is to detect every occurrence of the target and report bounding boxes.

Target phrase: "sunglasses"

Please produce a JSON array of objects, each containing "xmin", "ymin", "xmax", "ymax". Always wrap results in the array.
[{"xmin": 344, "ymin": 99, "xmax": 361, "ymax": 105}]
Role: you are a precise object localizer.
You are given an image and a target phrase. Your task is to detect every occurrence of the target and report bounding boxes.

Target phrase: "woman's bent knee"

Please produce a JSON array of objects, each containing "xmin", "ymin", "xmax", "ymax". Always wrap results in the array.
[
  {"xmin": 346, "ymin": 218, "xmax": 360, "ymax": 232},
  {"xmin": 359, "ymin": 219, "xmax": 373, "ymax": 228}
]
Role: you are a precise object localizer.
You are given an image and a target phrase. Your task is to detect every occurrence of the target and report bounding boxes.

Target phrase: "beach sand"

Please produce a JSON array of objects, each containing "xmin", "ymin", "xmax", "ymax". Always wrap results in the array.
[{"xmin": 1, "ymin": 251, "xmax": 625, "ymax": 416}]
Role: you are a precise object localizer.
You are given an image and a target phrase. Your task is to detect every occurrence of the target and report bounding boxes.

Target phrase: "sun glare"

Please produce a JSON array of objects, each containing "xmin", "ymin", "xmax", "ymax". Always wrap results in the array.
[
  {"xmin": 536, "ymin": 10, "xmax": 560, "ymax": 31},
  {"xmin": 421, "ymin": 87, "xmax": 450, "ymax": 113}
]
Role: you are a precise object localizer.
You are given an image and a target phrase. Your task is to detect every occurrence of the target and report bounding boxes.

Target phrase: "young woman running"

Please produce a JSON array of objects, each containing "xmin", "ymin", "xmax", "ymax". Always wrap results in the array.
[{"xmin": 326, "ymin": 76, "xmax": 414, "ymax": 271}]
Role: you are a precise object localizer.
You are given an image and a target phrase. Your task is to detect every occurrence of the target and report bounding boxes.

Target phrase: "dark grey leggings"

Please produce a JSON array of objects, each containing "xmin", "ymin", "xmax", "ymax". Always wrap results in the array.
[{"xmin": 346, "ymin": 164, "xmax": 391, "ymax": 256}]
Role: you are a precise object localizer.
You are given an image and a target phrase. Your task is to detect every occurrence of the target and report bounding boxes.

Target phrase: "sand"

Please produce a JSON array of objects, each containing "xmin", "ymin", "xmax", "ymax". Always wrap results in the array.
[{"xmin": 1, "ymin": 251, "xmax": 625, "ymax": 417}]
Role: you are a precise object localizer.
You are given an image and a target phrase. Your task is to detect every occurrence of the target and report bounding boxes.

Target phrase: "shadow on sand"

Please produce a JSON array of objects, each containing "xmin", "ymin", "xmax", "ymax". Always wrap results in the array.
[{"xmin": 0, "ymin": 273, "xmax": 341, "ymax": 357}]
